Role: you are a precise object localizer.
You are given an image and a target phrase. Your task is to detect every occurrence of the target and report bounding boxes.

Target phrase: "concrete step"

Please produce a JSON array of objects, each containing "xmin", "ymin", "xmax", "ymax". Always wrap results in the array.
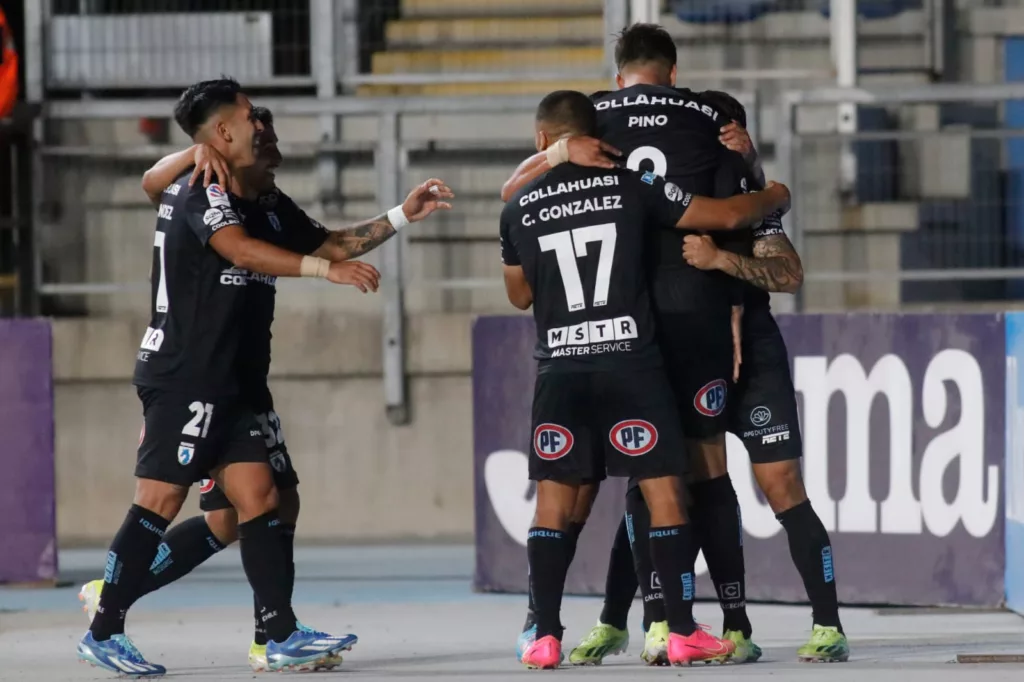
[
  {"xmin": 371, "ymin": 46, "xmax": 603, "ymax": 75},
  {"xmin": 400, "ymin": 0, "xmax": 603, "ymax": 19},
  {"xmin": 386, "ymin": 16, "xmax": 603, "ymax": 49}
]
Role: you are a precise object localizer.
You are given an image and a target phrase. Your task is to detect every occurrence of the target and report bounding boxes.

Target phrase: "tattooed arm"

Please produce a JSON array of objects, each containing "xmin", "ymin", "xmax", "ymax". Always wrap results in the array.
[
  {"xmin": 311, "ymin": 177, "xmax": 454, "ymax": 262},
  {"xmin": 312, "ymin": 214, "xmax": 396, "ymax": 262},
  {"xmin": 682, "ymin": 230, "xmax": 804, "ymax": 294},
  {"xmin": 716, "ymin": 233, "xmax": 804, "ymax": 294}
]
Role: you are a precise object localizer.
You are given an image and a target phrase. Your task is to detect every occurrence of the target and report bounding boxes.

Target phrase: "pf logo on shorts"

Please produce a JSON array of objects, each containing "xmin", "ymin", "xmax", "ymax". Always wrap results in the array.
[
  {"xmin": 199, "ymin": 479, "xmax": 216, "ymax": 494},
  {"xmin": 609, "ymin": 419, "xmax": 658, "ymax": 456},
  {"xmin": 534, "ymin": 424, "xmax": 574, "ymax": 460},
  {"xmin": 694, "ymin": 379, "xmax": 727, "ymax": 417}
]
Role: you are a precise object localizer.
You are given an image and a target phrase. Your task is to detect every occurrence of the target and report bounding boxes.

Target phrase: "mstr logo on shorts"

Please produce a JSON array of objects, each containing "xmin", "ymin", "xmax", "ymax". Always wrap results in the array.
[
  {"xmin": 533, "ymin": 424, "xmax": 574, "ymax": 460},
  {"xmin": 609, "ymin": 419, "xmax": 658, "ymax": 456},
  {"xmin": 694, "ymin": 379, "xmax": 727, "ymax": 417}
]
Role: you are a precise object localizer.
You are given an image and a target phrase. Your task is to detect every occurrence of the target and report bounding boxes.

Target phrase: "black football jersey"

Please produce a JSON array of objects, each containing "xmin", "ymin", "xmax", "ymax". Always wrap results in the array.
[
  {"xmin": 591, "ymin": 84, "xmax": 739, "ymax": 314},
  {"xmin": 133, "ymin": 174, "xmax": 248, "ymax": 399},
  {"xmin": 712, "ymin": 151, "xmax": 788, "ymax": 345},
  {"xmin": 500, "ymin": 165, "xmax": 692, "ymax": 373},
  {"xmin": 233, "ymin": 188, "xmax": 329, "ymax": 409}
]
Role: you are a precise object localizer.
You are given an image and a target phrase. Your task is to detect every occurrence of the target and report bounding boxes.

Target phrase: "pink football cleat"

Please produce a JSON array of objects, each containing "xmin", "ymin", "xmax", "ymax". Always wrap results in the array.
[
  {"xmin": 521, "ymin": 634, "xmax": 562, "ymax": 670},
  {"xmin": 668, "ymin": 625, "xmax": 736, "ymax": 665}
]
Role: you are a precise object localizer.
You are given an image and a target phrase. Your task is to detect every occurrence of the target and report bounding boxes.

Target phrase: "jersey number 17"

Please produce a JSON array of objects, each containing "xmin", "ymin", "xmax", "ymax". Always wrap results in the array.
[{"xmin": 539, "ymin": 222, "xmax": 617, "ymax": 312}]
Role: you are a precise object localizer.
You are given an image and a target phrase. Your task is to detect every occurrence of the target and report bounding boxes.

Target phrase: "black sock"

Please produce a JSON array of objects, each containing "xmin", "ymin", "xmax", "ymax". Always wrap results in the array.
[
  {"xmin": 524, "ymin": 521, "xmax": 583, "ymax": 632},
  {"xmin": 690, "ymin": 476, "xmax": 752, "ymax": 638},
  {"xmin": 90, "ymin": 505, "xmax": 170, "ymax": 640},
  {"xmin": 777, "ymin": 500, "xmax": 842, "ymax": 632},
  {"xmin": 238, "ymin": 511, "xmax": 298, "ymax": 643},
  {"xmin": 253, "ymin": 523, "xmax": 295, "ymax": 646},
  {"xmin": 647, "ymin": 524, "xmax": 698, "ymax": 637},
  {"xmin": 598, "ymin": 514, "xmax": 638, "ymax": 630},
  {"xmin": 137, "ymin": 516, "xmax": 226, "ymax": 599},
  {"xmin": 526, "ymin": 527, "xmax": 569, "ymax": 640},
  {"xmin": 624, "ymin": 487, "xmax": 666, "ymax": 631}
]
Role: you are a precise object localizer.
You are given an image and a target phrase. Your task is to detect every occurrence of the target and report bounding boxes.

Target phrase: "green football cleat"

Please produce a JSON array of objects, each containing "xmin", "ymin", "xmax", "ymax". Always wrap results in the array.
[
  {"xmin": 797, "ymin": 625, "xmax": 850, "ymax": 663},
  {"xmin": 640, "ymin": 620, "xmax": 670, "ymax": 666},
  {"xmin": 568, "ymin": 622, "xmax": 629, "ymax": 665},
  {"xmin": 722, "ymin": 630, "xmax": 762, "ymax": 663}
]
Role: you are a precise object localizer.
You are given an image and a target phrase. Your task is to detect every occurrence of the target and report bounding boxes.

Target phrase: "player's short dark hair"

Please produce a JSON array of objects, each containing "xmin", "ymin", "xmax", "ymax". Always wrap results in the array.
[
  {"xmin": 251, "ymin": 106, "xmax": 274, "ymax": 128},
  {"xmin": 701, "ymin": 90, "xmax": 747, "ymax": 128},
  {"xmin": 173, "ymin": 77, "xmax": 243, "ymax": 138},
  {"xmin": 535, "ymin": 90, "xmax": 597, "ymax": 138},
  {"xmin": 615, "ymin": 23, "xmax": 677, "ymax": 72}
]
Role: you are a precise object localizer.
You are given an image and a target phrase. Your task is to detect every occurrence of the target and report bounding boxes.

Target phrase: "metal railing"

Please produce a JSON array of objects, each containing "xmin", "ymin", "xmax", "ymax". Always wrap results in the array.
[{"xmin": 775, "ymin": 82, "xmax": 1024, "ymax": 312}]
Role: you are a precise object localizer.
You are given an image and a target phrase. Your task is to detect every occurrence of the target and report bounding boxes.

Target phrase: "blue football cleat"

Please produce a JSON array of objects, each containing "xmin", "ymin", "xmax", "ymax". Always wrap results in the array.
[
  {"xmin": 266, "ymin": 627, "xmax": 358, "ymax": 672},
  {"xmin": 77, "ymin": 631, "xmax": 166, "ymax": 677},
  {"xmin": 516, "ymin": 624, "xmax": 537, "ymax": 662}
]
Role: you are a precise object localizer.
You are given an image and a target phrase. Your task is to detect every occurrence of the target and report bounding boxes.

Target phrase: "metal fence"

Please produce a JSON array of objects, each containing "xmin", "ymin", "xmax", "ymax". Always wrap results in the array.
[{"xmin": 776, "ymin": 82, "xmax": 1024, "ymax": 312}]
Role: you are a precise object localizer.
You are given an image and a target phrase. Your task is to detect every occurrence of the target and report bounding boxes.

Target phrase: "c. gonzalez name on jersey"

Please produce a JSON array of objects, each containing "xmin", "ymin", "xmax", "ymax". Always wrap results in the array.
[{"xmin": 518, "ymin": 174, "xmax": 624, "ymax": 226}]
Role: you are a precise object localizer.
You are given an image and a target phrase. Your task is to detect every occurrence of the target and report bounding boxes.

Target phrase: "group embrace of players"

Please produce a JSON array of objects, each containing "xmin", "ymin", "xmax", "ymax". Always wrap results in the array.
[
  {"xmin": 71, "ymin": 21, "xmax": 848, "ymax": 678},
  {"xmin": 75, "ymin": 79, "xmax": 453, "ymax": 676},
  {"xmin": 499, "ymin": 24, "xmax": 850, "ymax": 669}
]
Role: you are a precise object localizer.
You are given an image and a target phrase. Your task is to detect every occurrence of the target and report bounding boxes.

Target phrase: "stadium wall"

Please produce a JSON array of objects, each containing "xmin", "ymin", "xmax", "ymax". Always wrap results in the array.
[
  {"xmin": 49, "ymin": 312, "xmax": 480, "ymax": 545},
  {"xmin": 474, "ymin": 313, "xmax": 1012, "ymax": 607}
]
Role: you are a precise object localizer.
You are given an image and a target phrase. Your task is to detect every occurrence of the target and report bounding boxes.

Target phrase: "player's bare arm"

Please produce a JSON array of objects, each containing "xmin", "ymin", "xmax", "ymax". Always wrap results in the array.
[
  {"xmin": 682, "ymin": 231, "xmax": 804, "ymax": 294},
  {"xmin": 141, "ymin": 143, "xmax": 230, "ymax": 206},
  {"xmin": 502, "ymin": 265, "xmax": 533, "ymax": 310},
  {"xmin": 313, "ymin": 178, "xmax": 454, "ymax": 261},
  {"xmin": 209, "ymin": 225, "xmax": 381, "ymax": 292},
  {"xmin": 499, "ymin": 137, "xmax": 622, "ymax": 202},
  {"xmin": 675, "ymin": 181, "xmax": 790, "ymax": 231}
]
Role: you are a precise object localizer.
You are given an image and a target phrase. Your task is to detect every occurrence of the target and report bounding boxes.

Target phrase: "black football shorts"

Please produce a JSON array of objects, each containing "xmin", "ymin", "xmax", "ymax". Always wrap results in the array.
[
  {"xmin": 529, "ymin": 367, "xmax": 687, "ymax": 484},
  {"xmin": 728, "ymin": 331, "xmax": 802, "ymax": 463},
  {"xmin": 199, "ymin": 403, "xmax": 299, "ymax": 512},
  {"xmin": 656, "ymin": 311, "xmax": 733, "ymax": 440},
  {"xmin": 135, "ymin": 387, "xmax": 266, "ymax": 487}
]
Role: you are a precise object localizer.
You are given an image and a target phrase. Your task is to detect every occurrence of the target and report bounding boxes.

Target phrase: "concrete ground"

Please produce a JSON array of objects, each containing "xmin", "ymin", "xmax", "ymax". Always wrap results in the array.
[{"xmin": 2, "ymin": 545, "xmax": 1023, "ymax": 681}]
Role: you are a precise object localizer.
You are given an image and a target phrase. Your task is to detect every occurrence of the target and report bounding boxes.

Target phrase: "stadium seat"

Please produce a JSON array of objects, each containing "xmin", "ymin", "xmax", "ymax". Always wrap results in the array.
[{"xmin": 671, "ymin": 0, "xmax": 777, "ymax": 24}]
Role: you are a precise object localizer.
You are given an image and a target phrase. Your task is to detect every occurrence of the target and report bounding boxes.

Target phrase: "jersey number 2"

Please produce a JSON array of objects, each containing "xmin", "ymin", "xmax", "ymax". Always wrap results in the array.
[
  {"xmin": 627, "ymin": 145, "xmax": 667, "ymax": 178},
  {"xmin": 538, "ymin": 222, "xmax": 617, "ymax": 311}
]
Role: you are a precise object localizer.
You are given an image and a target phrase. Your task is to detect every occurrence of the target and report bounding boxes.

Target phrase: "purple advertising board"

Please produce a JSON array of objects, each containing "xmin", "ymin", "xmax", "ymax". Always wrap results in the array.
[
  {"xmin": 0, "ymin": 320, "xmax": 57, "ymax": 583},
  {"xmin": 473, "ymin": 313, "xmax": 1006, "ymax": 607}
]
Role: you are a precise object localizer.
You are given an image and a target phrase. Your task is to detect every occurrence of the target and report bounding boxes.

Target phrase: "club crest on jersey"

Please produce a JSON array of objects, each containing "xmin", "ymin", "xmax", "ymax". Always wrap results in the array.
[
  {"xmin": 694, "ymin": 379, "xmax": 727, "ymax": 416},
  {"xmin": 199, "ymin": 479, "xmax": 216, "ymax": 494},
  {"xmin": 533, "ymin": 424, "xmax": 574, "ymax": 460},
  {"xmin": 267, "ymin": 212, "xmax": 282, "ymax": 232},
  {"xmin": 177, "ymin": 442, "xmax": 195, "ymax": 466},
  {"xmin": 206, "ymin": 183, "xmax": 231, "ymax": 208},
  {"xmin": 609, "ymin": 419, "xmax": 658, "ymax": 456},
  {"xmin": 269, "ymin": 452, "xmax": 287, "ymax": 473},
  {"xmin": 640, "ymin": 171, "xmax": 657, "ymax": 185}
]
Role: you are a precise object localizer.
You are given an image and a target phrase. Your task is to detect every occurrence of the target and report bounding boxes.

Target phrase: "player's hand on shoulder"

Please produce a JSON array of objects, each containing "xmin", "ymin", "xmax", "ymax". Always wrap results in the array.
[
  {"xmin": 566, "ymin": 136, "xmax": 622, "ymax": 169},
  {"xmin": 326, "ymin": 260, "xmax": 381, "ymax": 293},
  {"xmin": 682, "ymin": 234, "xmax": 723, "ymax": 271},
  {"xmin": 402, "ymin": 178, "xmax": 454, "ymax": 222},
  {"xmin": 719, "ymin": 122, "xmax": 755, "ymax": 164},
  {"xmin": 189, "ymin": 144, "xmax": 230, "ymax": 189},
  {"xmin": 764, "ymin": 181, "xmax": 792, "ymax": 216}
]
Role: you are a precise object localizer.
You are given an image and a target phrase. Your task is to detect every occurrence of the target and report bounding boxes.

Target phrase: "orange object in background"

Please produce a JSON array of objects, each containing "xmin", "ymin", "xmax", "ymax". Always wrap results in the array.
[{"xmin": 0, "ymin": 4, "xmax": 19, "ymax": 119}]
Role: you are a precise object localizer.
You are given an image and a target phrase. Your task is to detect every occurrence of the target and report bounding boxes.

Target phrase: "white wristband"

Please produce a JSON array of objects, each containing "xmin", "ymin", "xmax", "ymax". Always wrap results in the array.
[
  {"xmin": 387, "ymin": 204, "xmax": 409, "ymax": 231},
  {"xmin": 300, "ymin": 255, "xmax": 330, "ymax": 279},
  {"xmin": 545, "ymin": 137, "xmax": 570, "ymax": 168}
]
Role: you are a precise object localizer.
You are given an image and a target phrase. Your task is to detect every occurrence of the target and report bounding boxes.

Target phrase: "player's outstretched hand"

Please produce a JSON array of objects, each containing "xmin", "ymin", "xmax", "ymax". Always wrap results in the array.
[
  {"xmin": 682, "ymin": 234, "xmax": 723, "ymax": 271},
  {"xmin": 327, "ymin": 260, "xmax": 381, "ymax": 293},
  {"xmin": 567, "ymin": 136, "xmax": 622, "ymax": 169},
  {"xmin": 402, "ymin": 178, "xmax": 455, "ymax": 222},
  {"xmin": 764, "ymin": 181, "xmax": 792, "ymax": 216},
  {"xmin": 719, "ymin": 122, "xmax": 755, "ymax": 163},
  {"xmin": 189, "ymin": 144, "xmax": 231, "ymax": 188}
]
